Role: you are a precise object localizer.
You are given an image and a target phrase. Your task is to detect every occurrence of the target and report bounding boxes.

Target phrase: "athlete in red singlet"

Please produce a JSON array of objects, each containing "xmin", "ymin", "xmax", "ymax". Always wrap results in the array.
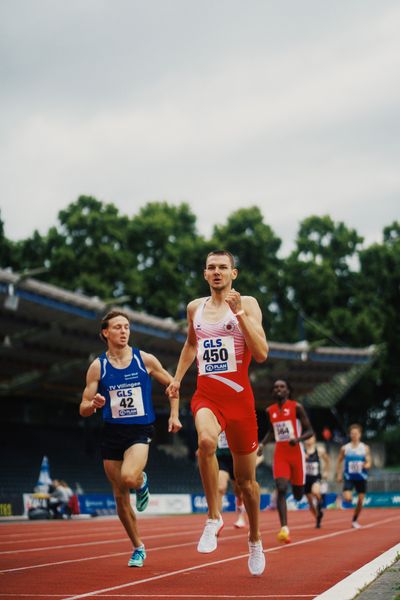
[
  {"xmin": 167, "ymin": 250, "xmax": 268, "ymax": 576},
  {"xmin": 258, "ymin": 379, "xmax": 313, "ymax": 544}
]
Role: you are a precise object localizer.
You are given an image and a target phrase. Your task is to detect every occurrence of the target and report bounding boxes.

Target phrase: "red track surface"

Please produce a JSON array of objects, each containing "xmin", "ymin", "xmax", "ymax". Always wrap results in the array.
[{"xmin": 0, "ymin": 508, "xmax": 399, "ymax": 600}]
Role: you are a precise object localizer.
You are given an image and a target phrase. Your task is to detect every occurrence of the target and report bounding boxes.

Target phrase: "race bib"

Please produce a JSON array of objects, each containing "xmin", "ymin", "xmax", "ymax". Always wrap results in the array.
[
  {"xmin": 273, "ymin": 420, "xmax": 295, "ymax": 442},
  {"xmin": 348, "ymin": 460, "xmax": 363, "ymax": 474},
  {"xmin": 197, "ymin": 336, "xmax": 237, "ymax": 375},
  {"xmin": 110, "ymin": 385, "xmax": 145, "ymax": 419},
  {"xmin": 306, "ymin": 462, "xmax": 319, "ymax": 477}
]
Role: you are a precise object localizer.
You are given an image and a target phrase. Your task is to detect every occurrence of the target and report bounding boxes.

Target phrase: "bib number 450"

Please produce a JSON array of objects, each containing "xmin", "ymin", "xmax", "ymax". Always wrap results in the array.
[{"xmin": 203, "ymin": 347, "xmax": 228, "ymax": 363}]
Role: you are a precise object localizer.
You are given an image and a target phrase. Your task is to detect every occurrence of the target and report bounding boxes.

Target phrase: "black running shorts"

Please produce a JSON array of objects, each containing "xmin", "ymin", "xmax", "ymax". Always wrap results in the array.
[
  {"xmin": 343, "ymin": 479, "xmax": 367, "ymax": 494},
  {"xmin": 100, "ymin": 422, "xmax": 155, "ymax": 461}
]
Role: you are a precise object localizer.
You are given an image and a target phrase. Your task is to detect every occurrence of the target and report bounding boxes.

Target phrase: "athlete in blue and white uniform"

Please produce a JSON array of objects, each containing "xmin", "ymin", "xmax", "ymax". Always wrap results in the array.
[
  {"xmin": 80, "ymin": 310, "xmax": 181, "ymax": 567},
  {"xmin": 336, "ymin": 424, "xmax": 372, "ymax": 528}
]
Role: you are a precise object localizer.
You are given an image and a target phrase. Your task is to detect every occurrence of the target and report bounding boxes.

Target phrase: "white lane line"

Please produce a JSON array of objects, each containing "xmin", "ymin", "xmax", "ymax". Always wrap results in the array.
[
  {"xmin": 0, "ymin": 529, "xmax": 201, "ymax": 555},
  {"xmin": 60, "ymin": 515, "xmax": 400, "ymax": 600},
  {"xmin": 0, "ymin": 520, "xmax": 350, "ymax": 573},
  {"xmin": 0, "ymin": 510, "xmax": 376, "ymax": 573},
  {"xmin": 0, "ymin": 522, "xmax": 197, "ymax": 546},
  {"xmin": 314, "ymin": 542, "xmax": 400, "ymax": 600}
]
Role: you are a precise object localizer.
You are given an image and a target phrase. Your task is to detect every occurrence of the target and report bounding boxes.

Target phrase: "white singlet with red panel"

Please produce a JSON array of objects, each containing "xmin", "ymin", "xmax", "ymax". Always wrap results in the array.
[{"xmin": 193, "ymin": 298, "xmax": 252, "ymax": 396}]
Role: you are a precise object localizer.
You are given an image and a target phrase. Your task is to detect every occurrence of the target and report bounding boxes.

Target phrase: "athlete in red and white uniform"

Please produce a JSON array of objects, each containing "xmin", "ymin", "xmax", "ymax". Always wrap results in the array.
[
  {"xmin": 167, "ymin": 250, "xmax": 268, "ymax": 576},
  {"xmin": 258, "ymin": 379, "xmax": 313, "ymax": 544},
  {"xmin": 192, "ymin": 297, "xmax": 257, "ymax": 454}
]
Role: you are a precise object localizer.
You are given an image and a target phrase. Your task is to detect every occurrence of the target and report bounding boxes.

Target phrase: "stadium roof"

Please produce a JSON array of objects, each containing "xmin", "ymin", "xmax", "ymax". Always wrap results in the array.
[{"xmin": 0, "ymin": 268, "xmax": 376, "ymax": 410}]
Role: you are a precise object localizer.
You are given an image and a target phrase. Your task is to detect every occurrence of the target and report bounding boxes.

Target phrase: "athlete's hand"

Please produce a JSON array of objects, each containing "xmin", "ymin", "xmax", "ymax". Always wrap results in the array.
[
  {"xmin": 92, "ymin": 393, "xmax": 106, "ymax": 409},
  {"xmin": 337, "ymin": 473, "xmax": 343, "ymax": 483},
  {"xmin": 168, "ymin": 415, "xmax": 182, "ymax": 433},
  {"xmin": 289, "ymin": 437, "xmax": 298, "ymax": 446},
  {"xmin": 224, "ymin": 289, "xmax": 242, "ymax": 315},
  {"xmin": 257, "ymin": 443, "xmax": 264, "ymax": 457},
  {"xmin": 166, "ymin": 380, "xmax": 180, "ymax": 398}
]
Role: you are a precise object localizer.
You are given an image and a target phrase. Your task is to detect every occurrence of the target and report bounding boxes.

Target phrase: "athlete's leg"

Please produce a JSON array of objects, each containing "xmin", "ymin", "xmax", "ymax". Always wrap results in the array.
[
  {"xmin": 232, "ymin": 450, "xmax": 260, "ymax": 543},
  {"xmin": 195, "ymin": 407, "xmax": 222, "ymax": 519},
  {"xmin": 103, "ymin": 458, "xmax": 143, "ymax": 548},
  {"xmin": 120, "ymin": 443, "xmax": 150, "ymax": 490},
  {"xmin": 353, "ymin": 492, "xmax": 365, "ymax": 523},
  {"xmin": 232, "ymin": 479, "xmax": 245, "ymax": 510},
  {"xmin": 306, "ymin": 493, "xmax": 317, "ymax": 517},
  {"xmin": 343, "ymin": 489, "xmax": 353, "ymax": 503},
  {"xmin": 232, "ymin": 478, "xmax": 247, "ymax": 527},
  {"xmin": 218, "ymin": 469, "xmax": 230, "ymax": 513},
  {"xmin": 311, "ymin": 481, "xmax": 323, "ymax": 527},
  {"xmin": 291, "ymin": 451, "xmax": 306, "ymax": 502},
  {"xmin": 292, "ymin": 484, "xmax": 304, "ymax": 502},
  {"xmin": 275, "ymin": 477, "xmax": 289, "ymax": 527}
]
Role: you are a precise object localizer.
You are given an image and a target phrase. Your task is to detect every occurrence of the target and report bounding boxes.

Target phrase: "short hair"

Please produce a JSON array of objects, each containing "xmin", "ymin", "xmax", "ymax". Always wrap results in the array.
[
  {"xmin": 349, "ymin": 423, "xmax": 363, "ymax": 434},
  {"xmin": 205, "ymin": 250, "xmax": 236, "ymax": 268},
  {"xmin": 272, "ymin": 379, "xmax": 293, "ymax": 396},
  {"xmin": 100, "ymin": 310, "xmax": 130, "ymax": 342}
]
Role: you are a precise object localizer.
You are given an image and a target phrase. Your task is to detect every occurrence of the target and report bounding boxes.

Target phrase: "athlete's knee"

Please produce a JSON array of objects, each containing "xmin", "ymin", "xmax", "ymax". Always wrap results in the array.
[
  {"xmin": 120, "ymin": 471, "xmax": 142, "ymax": 490},
  {"xmin": 198, "ymin": 432, "xmax": 217, "ymax": 456},
  {"xmin": 275, "ymin": 479, "xmax": 288, "ymax": 495},
  {"xmin": 236, "ymin": 477, "xmax": 257, "ymax": 497}
]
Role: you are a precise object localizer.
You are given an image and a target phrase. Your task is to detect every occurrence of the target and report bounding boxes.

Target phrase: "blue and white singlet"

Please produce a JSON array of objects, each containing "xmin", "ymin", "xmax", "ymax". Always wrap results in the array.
[
  {"xmin": 343, "ymin": 442, "xmax": 368, "ymax": 481},
  {"xmin": 98, "ymin": 349, "xmax": 155, "ymax": 425}
]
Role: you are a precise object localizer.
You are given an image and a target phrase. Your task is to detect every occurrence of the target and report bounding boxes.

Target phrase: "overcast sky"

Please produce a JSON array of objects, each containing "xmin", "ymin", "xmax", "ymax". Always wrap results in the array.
[{"xmin": 1, "ymin": 0, "xmax": 399, "ymax": 255}]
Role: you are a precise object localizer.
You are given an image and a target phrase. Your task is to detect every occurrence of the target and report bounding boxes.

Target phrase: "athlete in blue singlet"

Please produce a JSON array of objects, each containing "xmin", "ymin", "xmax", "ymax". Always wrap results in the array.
[
  {"xmin": 336, "ymin": 424, "xmax": 371, "ymax": 528},
  {"xmin": 80, "ymin": 310, "xmax": 181, "ymax": 567}
]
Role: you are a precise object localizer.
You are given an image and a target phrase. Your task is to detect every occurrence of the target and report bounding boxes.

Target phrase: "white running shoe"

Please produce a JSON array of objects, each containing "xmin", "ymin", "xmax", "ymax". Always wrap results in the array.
[
  {"xmin": 197, "ymin": 516, "xmax": 224, "ymax": 553},
  {"xmin": 233, "ymin": 514, "xmax": 247, "ymax": 529},
  {"xmin": 248, "ymin": 539, "xmax": 266, "ymax": 576},
  {"xmin": 352, "ymin": 520, "xmax": 361, "ymax": 529}
]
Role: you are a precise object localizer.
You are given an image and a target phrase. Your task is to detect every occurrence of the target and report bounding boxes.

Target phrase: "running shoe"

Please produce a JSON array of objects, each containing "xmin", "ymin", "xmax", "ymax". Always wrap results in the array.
[
  {"xmin": 135, "ymin": 472, "xmax": 149, "ymax": 512},
  {"xmin": 197, "ymin": 515, "xmax": 224, "ymax": 553},
  {"xmin": 248, "ymin": 539, "xmax": 266, "ymax": 576},
  {"xmin": 277, "ymin": 526, "xmax": 291, "ymax": 544},
  {"xmin": 128, "ymin": 545, "xmax": 146, "ymax": 567},
  {"xmin": 233, "ymin": 513, "xmax": 247, "ymax": 529},
  {"xmin": 352, "ymin": 520, "xmax": 361, "ymax": 529}
]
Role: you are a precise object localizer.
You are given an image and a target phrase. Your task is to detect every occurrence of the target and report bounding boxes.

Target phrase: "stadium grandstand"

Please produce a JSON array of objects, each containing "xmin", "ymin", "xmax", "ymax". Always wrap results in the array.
[{"xmin": 0, "ymin": 268, "xmax": 378, "ymax": 515}]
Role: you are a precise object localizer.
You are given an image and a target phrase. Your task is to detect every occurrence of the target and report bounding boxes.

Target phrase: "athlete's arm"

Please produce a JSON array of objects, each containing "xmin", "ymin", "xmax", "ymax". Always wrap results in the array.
[
  {"xmin": 364, "ymin": 445, "xmax": 372, "ymax": 470},
  {"xmin": 166, "ymin": 300, "xmax": 200, "ymax": 397},
  {"xmin": 141, "ymin": 351, "xmax": 182, "ymax": 433},
  {"xmin": 336, "ymin": 446, "xmax": 345, "ymax": 482},
  {"xmin": 225, "ymin": 292, "xmax": 268, "ymax": 363},
  {"xmin": 290, "ymin": 404, "xmax": 314, "ymax": 445},
  {"xmin": 79, "ymin": 360, "xmax": 105, "ymax": 417}
]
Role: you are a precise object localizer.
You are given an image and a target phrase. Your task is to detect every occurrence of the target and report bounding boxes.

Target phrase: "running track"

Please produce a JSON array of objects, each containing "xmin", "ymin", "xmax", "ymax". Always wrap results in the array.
[{"xmin": 0, "ymin": 508, "xmax": 399, "ymax": 600}]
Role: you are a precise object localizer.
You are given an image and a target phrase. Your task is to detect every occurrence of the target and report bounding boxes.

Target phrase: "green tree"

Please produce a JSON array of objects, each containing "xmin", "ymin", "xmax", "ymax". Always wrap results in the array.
[
  {"xmin": 285, "ymin": 215, "xmax": 363, "ymax": 344},
  {"xmin": 15, "ymin": 196, "xmax": 136, "ymax": 301},
  {"xmin": 355, "ymin": 222, "xmax": 400, "ymax": 432},
  {"xmin": 127, "ymin": 202, "xmax": 206, "ymax": 318}
]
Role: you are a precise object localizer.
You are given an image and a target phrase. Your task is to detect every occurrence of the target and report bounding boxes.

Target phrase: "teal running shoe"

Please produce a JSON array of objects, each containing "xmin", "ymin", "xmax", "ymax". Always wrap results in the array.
[
  {"xmin": 135, "ymin": 472, "xmax": 149, "ymax": 512},
  {"xmin": 128, "ymin": 545, "xmax": 146, "ymax": 567}
]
